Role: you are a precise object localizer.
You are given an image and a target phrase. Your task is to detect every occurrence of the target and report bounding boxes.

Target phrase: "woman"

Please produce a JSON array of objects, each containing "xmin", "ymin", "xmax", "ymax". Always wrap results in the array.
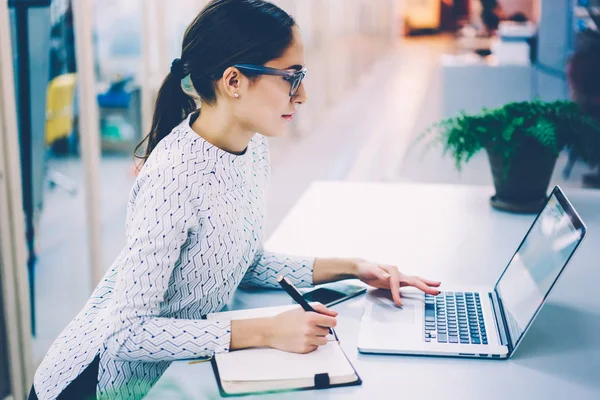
[{"xmin": 31, "ymin": 1, "xmax": 441, "ymax": 399}]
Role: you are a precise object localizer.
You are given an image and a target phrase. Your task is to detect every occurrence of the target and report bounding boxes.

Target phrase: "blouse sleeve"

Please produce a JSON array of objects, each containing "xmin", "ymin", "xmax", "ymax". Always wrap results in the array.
[{"xmin": 240, "ymin": 246, "xmax": 315, "ymax": 289}]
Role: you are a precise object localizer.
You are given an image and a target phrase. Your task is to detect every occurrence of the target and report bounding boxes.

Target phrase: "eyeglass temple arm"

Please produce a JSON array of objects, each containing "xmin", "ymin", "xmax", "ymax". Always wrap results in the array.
[{"xmin": 233, "ymin": 64, "xmax": 294, "ymax": 77}]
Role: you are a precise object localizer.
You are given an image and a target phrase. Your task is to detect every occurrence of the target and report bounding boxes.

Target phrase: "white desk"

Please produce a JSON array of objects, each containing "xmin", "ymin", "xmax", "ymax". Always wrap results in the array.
[{"xmin": 148, "ymin": 183, "xmax": 600, "ymax": 399}]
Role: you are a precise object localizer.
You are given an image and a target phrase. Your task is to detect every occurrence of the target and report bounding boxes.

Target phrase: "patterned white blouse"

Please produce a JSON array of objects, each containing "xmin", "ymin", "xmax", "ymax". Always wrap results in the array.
[{"xmin": 33, "ymin": 113, "xmax": 315, "ymax": 399}]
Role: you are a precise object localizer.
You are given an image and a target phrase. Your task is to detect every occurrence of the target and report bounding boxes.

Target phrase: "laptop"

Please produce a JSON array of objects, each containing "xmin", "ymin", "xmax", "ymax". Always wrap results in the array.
[{"xmin": 357, "ymin": 186, "xmax": 586, "ymax": 359}]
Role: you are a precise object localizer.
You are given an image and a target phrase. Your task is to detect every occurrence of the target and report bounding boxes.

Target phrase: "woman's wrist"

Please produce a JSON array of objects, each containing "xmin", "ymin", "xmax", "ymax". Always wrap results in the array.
[
  {"xmin": 313, "ymin": 257, "xmax": 360, "ymax": 285},
  {"xmin": 347, "ymin": 258, "xmax": 361, "ymax": 279},
  {"xmin": 230, "ymin": 317, "xmax": 273, "ymax": 350}
]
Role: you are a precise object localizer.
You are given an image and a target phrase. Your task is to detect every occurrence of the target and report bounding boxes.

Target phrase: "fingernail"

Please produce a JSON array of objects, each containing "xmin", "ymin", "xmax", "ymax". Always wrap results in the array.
[{"xmin": 382, "ymin": 273, "xmax": 390, "ymax": 279}]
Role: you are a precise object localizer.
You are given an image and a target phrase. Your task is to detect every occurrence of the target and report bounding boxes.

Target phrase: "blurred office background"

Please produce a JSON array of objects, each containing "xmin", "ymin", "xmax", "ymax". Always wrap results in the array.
[{"xmin": 1, "ymin": 1, "xmax": 599, "ymax": 399}]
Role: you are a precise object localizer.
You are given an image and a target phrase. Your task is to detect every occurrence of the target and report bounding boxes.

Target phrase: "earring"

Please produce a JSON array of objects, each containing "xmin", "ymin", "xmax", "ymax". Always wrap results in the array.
[{"xmin": 234, "ymin": 93, "xmax": 239, "ymax": 98}]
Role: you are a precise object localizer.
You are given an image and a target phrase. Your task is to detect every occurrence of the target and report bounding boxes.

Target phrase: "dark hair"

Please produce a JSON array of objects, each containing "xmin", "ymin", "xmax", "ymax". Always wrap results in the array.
[{"xmin": 135, "ymin": 0, "xmax": 296, "ymax": 164}]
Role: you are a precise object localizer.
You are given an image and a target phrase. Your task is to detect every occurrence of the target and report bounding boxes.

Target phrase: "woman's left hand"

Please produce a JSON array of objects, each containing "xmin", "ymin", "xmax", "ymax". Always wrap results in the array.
[{"xmin": 354, "ymin": 259, "xmax": 441, "ymax": 306}]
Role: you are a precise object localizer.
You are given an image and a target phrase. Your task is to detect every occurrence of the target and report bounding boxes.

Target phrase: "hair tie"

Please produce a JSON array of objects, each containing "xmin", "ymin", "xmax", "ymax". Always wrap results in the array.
[{"xmin": 171, "ymin": 58, "xmax": 187, "ymax": 79}]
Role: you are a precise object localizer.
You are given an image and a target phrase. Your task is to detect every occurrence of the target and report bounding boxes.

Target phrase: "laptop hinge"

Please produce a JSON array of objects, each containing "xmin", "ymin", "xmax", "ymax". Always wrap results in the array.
[{"xmin": 489, "ymin": 291, "xmax": 512, "ymax": 351}]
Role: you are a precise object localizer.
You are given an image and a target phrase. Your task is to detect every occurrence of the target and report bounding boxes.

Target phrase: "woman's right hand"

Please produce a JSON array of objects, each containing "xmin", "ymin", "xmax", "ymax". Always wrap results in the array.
[{"xmin": 266, "ymin": 303, "xmax": 338, "ymax": 354}]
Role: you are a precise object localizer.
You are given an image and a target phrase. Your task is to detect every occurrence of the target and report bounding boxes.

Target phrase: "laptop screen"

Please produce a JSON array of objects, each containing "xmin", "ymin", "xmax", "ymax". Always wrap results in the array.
[{"xmin": 494, "ymin": 188, "xmax": 586, "ymax": 350}]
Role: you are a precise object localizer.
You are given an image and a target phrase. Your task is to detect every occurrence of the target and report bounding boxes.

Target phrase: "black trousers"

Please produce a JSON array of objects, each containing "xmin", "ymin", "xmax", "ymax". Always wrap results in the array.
[{"xmin": 29, "ymin": 355, "xmax": 100, "ymax": 400}]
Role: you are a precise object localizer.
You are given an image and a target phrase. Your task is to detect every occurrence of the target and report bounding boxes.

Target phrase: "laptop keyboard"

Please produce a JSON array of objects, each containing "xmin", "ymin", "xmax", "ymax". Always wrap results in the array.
[{"xmin": 424, "ymin": 292, "xmax": 488, "ymax": 345}]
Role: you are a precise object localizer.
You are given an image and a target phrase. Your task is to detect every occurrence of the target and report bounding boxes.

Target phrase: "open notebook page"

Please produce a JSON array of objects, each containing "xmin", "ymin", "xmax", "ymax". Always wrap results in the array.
[{"xmin": 215, "ymin": 341, "xmax": 354, "ymax": 382}]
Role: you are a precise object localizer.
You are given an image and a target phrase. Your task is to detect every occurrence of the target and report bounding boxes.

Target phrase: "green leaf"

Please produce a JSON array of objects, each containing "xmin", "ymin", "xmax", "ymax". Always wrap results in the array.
[{"xmin": 416, "ymin": 100, "xmax": 600, "ymax": 171}]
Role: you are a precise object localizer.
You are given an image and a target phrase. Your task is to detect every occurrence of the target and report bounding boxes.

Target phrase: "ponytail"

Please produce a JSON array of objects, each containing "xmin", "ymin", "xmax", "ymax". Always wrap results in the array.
[{"xmin": 134, "ymin": 59, "xmax": 196, "ymax": 166}]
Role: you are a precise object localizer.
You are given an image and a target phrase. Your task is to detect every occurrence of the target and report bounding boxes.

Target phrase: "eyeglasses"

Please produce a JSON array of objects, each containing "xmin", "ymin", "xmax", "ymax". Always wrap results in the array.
[{"xmin": 232, "ymin": 64, "xmax": 307, "ymax": 97}]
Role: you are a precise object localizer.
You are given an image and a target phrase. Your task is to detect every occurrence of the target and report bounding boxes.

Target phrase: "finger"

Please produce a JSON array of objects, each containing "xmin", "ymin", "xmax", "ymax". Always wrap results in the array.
[
  {"xmin": 377, "ymin": 266, "xmax": 391, "ymax": 280},
  {"xmin": 310, "ymin": 313, "xmax": 337, "ymax": 328},
  {"xmin": 409, "ymin": 278, "xmax": 441, "ymax": 295},
  {"xmin": 387, "ymin": 267, "xmax": 403, "ymax": 307},
  {"xmin": 312, "ymin": 303, "xmax": 338, "ymax": 317},
  {"xmin": 417, "ymin": 276, "xmax": 442, "ymax": 287},
  {"xmin": 309, "ymin": 336, "xmax": 329, "ymax": 346},
  {"xmin": 311, "ymin": 326, "xmax": 330, "ymax": 337}
]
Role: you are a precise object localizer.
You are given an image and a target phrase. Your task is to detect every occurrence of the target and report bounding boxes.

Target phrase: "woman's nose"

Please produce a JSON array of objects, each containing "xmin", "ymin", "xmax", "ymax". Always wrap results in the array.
[{"xmin": 293, "ymin": 82, "xmax": 308, "ymax": 105}]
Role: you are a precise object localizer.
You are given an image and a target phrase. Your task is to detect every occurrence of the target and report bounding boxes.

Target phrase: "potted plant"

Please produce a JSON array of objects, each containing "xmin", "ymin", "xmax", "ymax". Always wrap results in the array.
[{"xmin": 420, "ymin": 100, "xmax": 600, "ymax": 213}]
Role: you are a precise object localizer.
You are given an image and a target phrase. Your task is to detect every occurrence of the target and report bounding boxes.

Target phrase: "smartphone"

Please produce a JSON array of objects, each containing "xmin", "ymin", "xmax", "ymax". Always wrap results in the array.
[{"xmin": 301, "ymin": 282, "xmax": 367, "ymax": 307}]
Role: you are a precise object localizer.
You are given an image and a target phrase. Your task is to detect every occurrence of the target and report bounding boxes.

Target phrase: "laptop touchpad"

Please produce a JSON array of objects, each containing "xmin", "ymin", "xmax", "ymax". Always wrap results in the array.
[{"xmin": 372, "ymin": 301, "xmax": 415, "ymax": 324}]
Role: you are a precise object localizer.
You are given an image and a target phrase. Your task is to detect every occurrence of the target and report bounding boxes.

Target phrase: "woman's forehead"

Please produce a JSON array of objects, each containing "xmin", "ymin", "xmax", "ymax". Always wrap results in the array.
[{"xmin": 266, "ymin": 29, "xmax": 305, "ymax": 70}]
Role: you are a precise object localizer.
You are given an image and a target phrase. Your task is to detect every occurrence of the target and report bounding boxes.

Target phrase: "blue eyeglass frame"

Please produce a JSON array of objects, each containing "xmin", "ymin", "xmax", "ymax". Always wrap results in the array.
[{"xmin": 232, "ymin": 64, "xmax": 307, "ymax": 97}]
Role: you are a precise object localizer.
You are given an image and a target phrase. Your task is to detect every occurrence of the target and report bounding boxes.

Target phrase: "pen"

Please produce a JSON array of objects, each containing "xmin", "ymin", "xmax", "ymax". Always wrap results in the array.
[{"xmin": 277, "ymin": 275, "xmax": 339, "ymax": 341}]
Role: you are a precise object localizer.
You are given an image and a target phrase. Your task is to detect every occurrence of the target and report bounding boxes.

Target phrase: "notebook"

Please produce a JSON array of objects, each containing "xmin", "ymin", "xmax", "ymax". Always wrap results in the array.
[{"xmin": 206, "ymin": 304, "xmax": 361, "ymax": 396}]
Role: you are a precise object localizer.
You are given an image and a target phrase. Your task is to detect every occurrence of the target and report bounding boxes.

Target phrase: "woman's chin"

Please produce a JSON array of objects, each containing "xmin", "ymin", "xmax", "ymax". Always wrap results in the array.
[{"xmin": 260, "ymin": 124, "xmax": 289, "ymax": 138}]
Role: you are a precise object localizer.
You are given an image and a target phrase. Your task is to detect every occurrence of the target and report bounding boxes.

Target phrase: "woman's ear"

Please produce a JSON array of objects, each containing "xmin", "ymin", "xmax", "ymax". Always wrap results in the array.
[{"xmin": 221, "ymin": 67, "xmax": 245, "ymax": 99}]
